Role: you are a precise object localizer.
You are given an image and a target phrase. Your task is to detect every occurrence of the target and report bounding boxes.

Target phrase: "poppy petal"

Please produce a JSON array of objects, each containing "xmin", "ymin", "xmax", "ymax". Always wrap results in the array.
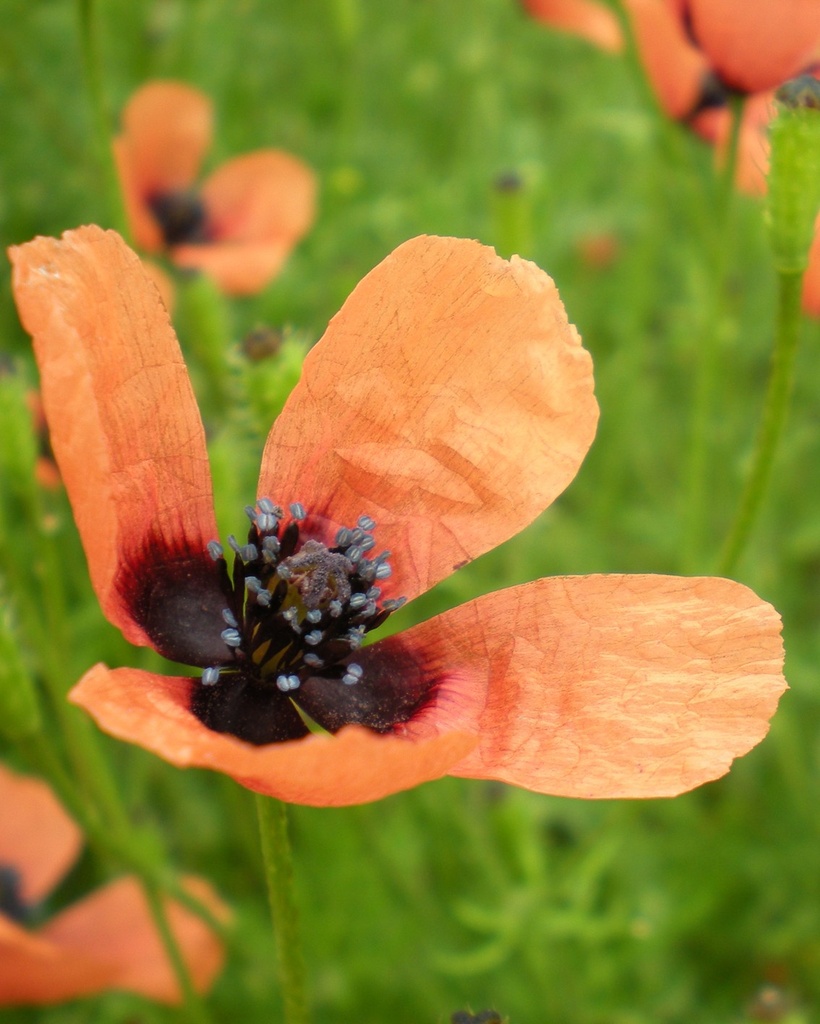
[
  {"xmin": 171, "ymin": 150, "xmax": 317, "ymax": 294},
  {"xmin": 380, "ymin": 574, "xmax": 785, "ymax": 798},
  {"xmin": 624, "ymin": 0, "xmax": 709, "ymax": 119},
  {"xmin": 0, "ymin": 765, "xmax": 82, "ymax": 906},
  {"xmin": 521, "ymin": 0, "xmax": 624, "ymax": 52},
  {"xmin": 40, "ymin": 876, "xmax": 225, "ymax": 1004},
  {"xmin": 115, "ymin": 79, "xmax": 211, "ymax": 203},
  {"xmin": 802, "ymin": 214, "xmax": 820, "ymax": 317},
  {"xmin": 687, "ymin": 0, "xmax": 820, "ymax": 94},
  {"xmin": 257, "ymin": 235, "xmax": 599, "ymax": 605},
  {"xmin": 69, "ymin": 664, "xmax": 477, "ymax": 807},
  {"xmin": 0, "ymin": 915, "xmax": 118, "ymax": 1005},
  {"xmin": 9, "ymin": 227, "xmax": 226, "ymax": 661},
  {"xmin": 0, "ymin": 877, "xmax": 224, "ymax": 1005}
]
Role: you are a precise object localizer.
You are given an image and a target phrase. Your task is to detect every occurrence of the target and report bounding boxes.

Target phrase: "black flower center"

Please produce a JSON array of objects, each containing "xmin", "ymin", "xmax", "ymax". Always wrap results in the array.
[
  {"xmin": 190, "ymin": 502, "xmax": 414, "ymax": 745},
  {"xmin": 0, "ymin": 864, "xmax": 32, "ymax": 924},
  {"xmin": 148, "ymin": 189, "xmax": 209, "ymax": 246}
]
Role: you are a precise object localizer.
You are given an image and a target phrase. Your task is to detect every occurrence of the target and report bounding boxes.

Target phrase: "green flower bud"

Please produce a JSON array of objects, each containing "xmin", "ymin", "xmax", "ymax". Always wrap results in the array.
[{"xmin": 766, "ymin": 76, "xmax": 820, "ymax": 274}]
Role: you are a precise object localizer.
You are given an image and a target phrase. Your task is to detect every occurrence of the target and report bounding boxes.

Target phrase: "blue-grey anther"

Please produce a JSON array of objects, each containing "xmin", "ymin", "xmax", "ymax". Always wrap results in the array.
[
  {"xmin": 202, "ymin": 667, "xmax": 220, "ymax": 686},
  {"xmin": 244, "ymin": 505, "xmax": 257, "ymax": 522},
  {"xmin": 342, "ymin": 663, "xmax": 363, "ymax": 686},
  {"xmin": 221, "ymin": 627, "xmax": 242, "ymax": 647},
  {"xmin": 276, "ymin": 674, "xmax": 301, "ymax": 692},
  {"xmin": 306, "ymin": 609, "xmax": 322, "ymax": 624},
  {"xmin": 349, "ymin": 593, "xmax": 367, "ymax": 610},
  {"xmin": 305, "ymin": 630, "xmax": 324, "ymax": 646},
  {"xmin": 329, "ymin": 600, "xmax": 343, "ymax": 618},
  {"xmin": 357, "ymin": 515, "xmax": 376, "ymax": 530},
  {"xmin": 375, "ymin": 563, "xmax": 392, "ymax": 580},
  {"xmin": 282, "ymin": 607, "xmax": 300, "ymax": 632},
  {"xmin": 346, "ymin": 545, "xmax": 364, "ymax": 563},
  {"xmin": 347, "ymin": 625, "xmax": 366, "ymax": 648},
  {"xmin": 207, "ymin": 540, "xmax": 224, "ymax": 561},
  {"xmin": 304, "ymin": 653, "xmax": 323, "ymax": 668},
  {"xmin": 289, "ymin": 502, "xmax": 306, "ymax": 521},
  {"xmin": 222, "ymin": 608, "xmax": 238, "ymax": 627},
  {"xmin": 336, "ymin": 527, "xmax": 353, "ymax": 547},
  {"xmin": 383, "ymin": 597, "xmax": 407, "ymax": 612},
  {"xmin": 245, "ymin": 576, "xmax": 263, "ymax": 593},
  {"xmin": 258, "ymin": 497, "xmax": 282, "ymax": 517}
]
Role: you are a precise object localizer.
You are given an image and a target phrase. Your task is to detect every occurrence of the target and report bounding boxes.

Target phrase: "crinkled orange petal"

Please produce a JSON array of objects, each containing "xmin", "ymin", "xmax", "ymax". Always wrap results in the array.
[
  {"xmin": 69, "ymin": 665, "xmax": 477, "ymax": 807},
  {"xmin": 9, "ymin": 227, "xmax": 218, "ymax": 649},
  {"xmin": 397, "ymin": 574, "xmax": 786, "ymax": 798},
  {"xmin": 171, "ymin": 150, "xmax": 317, "ymax": 295},
  {"xmin": 0, "ymin": 877, "xmax": 224, "ymax": 1005},
  {"xmin": 141, "ymin": 259, "xmax": 176, "ymax": 314},
  {"xmin": 0, "ymin": 765, "xmax": 82, "ymax": 905},
  {"xmin": 802, "ymin": 214, "xmax": 820, "ymax": 317},
  {"xmin": 521, "ymin": 0, "xmax": 624, "ymax": 52},
  {"xmin": 41, "ymin": 876, "xmax": 225, "ymax": 1004},
  {"xmin": 0, "ymin": 914, "xmax": 118, "ymax": 1005},
  {"xmin": 687, "ymin": 0, "xmax": 820, "ymax": 94},
  {"xmin": 624, "ymin": 0, "xmax": 709, "ymax": 119},
  {"xmin": 691, "ymin": 91, "xmax": 773, "ymax": 196},
  {"xmin": 257, "ymin": 235, "xmax": 599, "ymax": 605}
]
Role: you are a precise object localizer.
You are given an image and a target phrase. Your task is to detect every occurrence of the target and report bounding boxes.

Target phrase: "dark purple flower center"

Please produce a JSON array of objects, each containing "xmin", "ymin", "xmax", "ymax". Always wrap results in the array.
[
  {"xmin": 148, "ymin": 189, "xmax": 209, "ymax": 246},
  {"xmin": 0, "ymin": 864, "xmax": 32, "ymax": 924},
  {"xmin": 186, "ymin": 502, "xmax": 430, "ymax": 745}
]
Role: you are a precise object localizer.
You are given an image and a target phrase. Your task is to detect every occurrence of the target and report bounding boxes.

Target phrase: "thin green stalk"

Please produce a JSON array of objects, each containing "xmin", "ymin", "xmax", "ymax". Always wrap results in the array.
[
  {"xmin": 719, "ymin": 270, "xmax": 803, "ymax": 575},
  {"xmin": 256, "ymin": 795, "xmax": 310, "ymax": 1024},
  {"xmin": 75, "ymin": 0, "xmax": 128, "ymax": 234},
  {"xmin": 142, "ymin": 879, "xmax": 215, "ymax": 1024},
  {"xmin": 680, "ymin": 94, "xmax": 745, "ymax": 572}
]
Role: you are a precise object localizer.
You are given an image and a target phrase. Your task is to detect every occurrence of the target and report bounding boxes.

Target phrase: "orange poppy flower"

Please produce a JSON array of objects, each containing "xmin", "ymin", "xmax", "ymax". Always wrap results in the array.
[
  {"xmin": 519, "ymin": 0, "xmax": 624, "ymax": 53},
  {"xmin": 114, "ymin": 81, "xmax": 316, "ymax": 295},
  {"xmin": 0, "ymin": 763, "xmax": 224, "ymax": 1005},
  {"xmin": 10, "ymin": 226, "xmax": 786, "ymax": 807},
  {"xmin": 684, "ymin": 0, "xmax": 820, "ymax": 95}
]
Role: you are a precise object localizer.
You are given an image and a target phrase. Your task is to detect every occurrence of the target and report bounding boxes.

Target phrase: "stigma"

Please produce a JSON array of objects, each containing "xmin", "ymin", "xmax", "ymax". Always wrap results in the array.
[{"xmin": 191, "ymin": 501, "xmax": 410, "ymax": 744}]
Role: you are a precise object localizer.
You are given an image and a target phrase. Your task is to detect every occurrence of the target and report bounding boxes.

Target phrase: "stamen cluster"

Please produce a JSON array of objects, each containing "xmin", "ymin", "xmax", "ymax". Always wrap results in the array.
[{"xmin": 201, "ymin": 501, "xmax": 405, "ymax": 699}]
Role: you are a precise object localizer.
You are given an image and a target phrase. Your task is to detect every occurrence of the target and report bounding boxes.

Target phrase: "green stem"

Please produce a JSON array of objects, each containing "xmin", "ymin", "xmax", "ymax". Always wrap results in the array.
[
  {"xmin": 75, "ymin": 0, "xmax": 128, "ymax": 234},
  {"xmin": 142, "ymin": 879, "xmax": 214, "ymax": 1024},
  {"xmin": 719, "ymin": 270, "xmax": 803, "ymax": 575},
  {"xmin": 256, "ymin": 795, "xmax": 310, "ymax": 1024},
  {"xmin": 680, "ymin": 94, "xmax": 745, "ymax": 572}
]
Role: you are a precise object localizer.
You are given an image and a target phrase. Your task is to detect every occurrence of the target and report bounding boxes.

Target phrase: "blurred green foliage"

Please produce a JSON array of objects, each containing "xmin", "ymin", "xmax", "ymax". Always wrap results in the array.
[{"xmin": 1, "ymin": 1, "xmax": 820, "ymax": 1022}]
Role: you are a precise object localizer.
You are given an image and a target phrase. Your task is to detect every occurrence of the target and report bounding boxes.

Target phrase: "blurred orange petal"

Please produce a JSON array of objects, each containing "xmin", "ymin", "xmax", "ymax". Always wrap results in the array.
[
  {"xmin": 402, "ymin": 575, "xmax": 786, "ymax": 798},
  {"xmin": 624, "ymin": 0, "xmax": 709, "ymax": 119},
  {"xmin": 0, "ymin": 876, "xmax": 224, "ymax": 1005},
  {"xmin": 0, "ymin": 765, "xmax": 82, "ymax": 905},
  {"xmin": 0, "ymin": 917, "xmax": 118, "ymax": 1005},
  {"xmin": 521, "ymin": 0, "xmax": 624, "ymax": 52},
  {"xmin": 687, "ymin": 0, "xmax": 820, "ymax": 94},
  {"xmin": 9, "ymin": 228, "xmax": 222, "ymax": 662},
  {"xmin": 258, "ymin": 235, "xmax": 599, "ymax": 606},
  {"xmin": 41, "ymin": 876, "xmax": 225, "ymax": 1004},
  {"xmin": 802, "ymin": 215, "xmax": 820, "ymax": 317},
  {"xmin": 115, "ymin": 81, "xmax": 212, "ymax": 201},
  {"xmin": 70, "ymin": 665, "xmax": 477, "ymax": 807}
]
